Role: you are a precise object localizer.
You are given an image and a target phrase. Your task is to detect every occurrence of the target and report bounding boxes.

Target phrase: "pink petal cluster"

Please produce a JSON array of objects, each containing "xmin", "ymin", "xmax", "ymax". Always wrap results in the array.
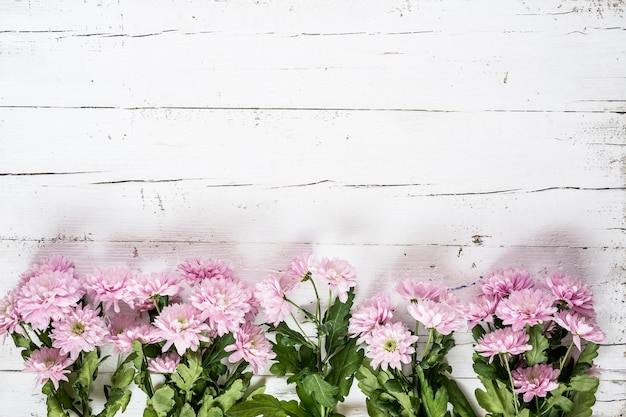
[
  {"xmin": 107, "ymin": 315, "xmax": 157, "ymax": 353},
  {"xmin": 495, "ymin": 288, "xmax": 557, "ymax": 331},
  {"xmin": 545, "ymin": 273, "xmax": 595, "ymax": 317},
  {"xmin": 18, "ymin": 255, "xmax": 75, "ymax": 287},
  {"xmin": 408, "ymin": 299, "xmax": 464, "ymax": 335},
  {"xmin": 284, "ymin": 252, "xmax": 314, "ymax": 282},
  {"xmin": 189, "ymin": 277, "xmax": 257, "ymax": 336},
  {"xmin": 365, "ymin": 322, "xmax": 418, "ymax": 371},
  {"xmin": 129, "ymin": 272, "xmax": 185, "ymax": 312},
  {"xmin": 177, "ymin": 258, "xmax": 235, "ymax": 285},
  {"xmin": 395, "ymin": 279, "xmax": 447, "ymax": 303},
  {"xmin": 17, "ymin": 270, "xmax": 85, "ymax": 331},
  {"xmin": 481, "ymin": 269, "xmax": 534, "ymax": 299},
  {"xmin": 225, "ymin": 323, "xmax": 276, "ymax": 374},
  {"xmin": 147, "ymin": 352, "xmax": 181, "ymax": 373},
  {"xmin": 23, "ymin": 347, "xmax": 74, "ymax": 389},
  {"xmin": 153, "ymin": 303, "xmax": 211, "ymax": 355},
  {"xmin": 464, "ymin": 295, "xmax": 498, "ymax": 329},
  {"xmin": 348, "ymin": 294, "xmax": 394, "ymax": 343},
  {"xmin": 84, "ymin": 267, "xmax": 134, "ymax": 313},
  {"xmin": 255, "ymin": 272, "xmax": 300, "ymax": 326},
  {"xmin": 313, "ymin": 257, "xmax": 357, "ymax": 303},
  {"xmin": 553, "ymin": 311, "xmax": 606, "ymax": 350},
  {"xmin": 0, "ymin": 290, "xmax": 24, "ymax": 339},
  {"xmin": 51, "ymin": 305, "xmax": 109, "ymax": 360},
  {"xmin": 474, "ymin": 327, "xmax": 532, "ymax": 363},
  {"xmin": 512, "ymin": 363, "xmax": 560, "ymax": 402}
]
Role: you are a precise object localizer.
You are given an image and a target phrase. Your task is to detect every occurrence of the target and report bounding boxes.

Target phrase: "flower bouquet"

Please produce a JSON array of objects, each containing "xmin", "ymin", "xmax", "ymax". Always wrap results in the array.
[
  {"xmin": 0, "ymin": 256, "xmax": 135, "ymax": 417},
  {"xmin": 349, "ymin": 280, "xmax": 477, "ymax": 417},
  {"xmin": 229, "ymin": 253, "xmax": 364, "ymax": 417},
  {"xmin": 467, "ymin": 269, "xmax": 605, "ymax": 417}
]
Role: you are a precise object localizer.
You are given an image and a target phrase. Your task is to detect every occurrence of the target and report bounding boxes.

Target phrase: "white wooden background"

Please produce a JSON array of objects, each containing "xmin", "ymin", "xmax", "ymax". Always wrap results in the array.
[{"xmin": 1, "ymin": 0, "xmax": 625, "ymax": 416}]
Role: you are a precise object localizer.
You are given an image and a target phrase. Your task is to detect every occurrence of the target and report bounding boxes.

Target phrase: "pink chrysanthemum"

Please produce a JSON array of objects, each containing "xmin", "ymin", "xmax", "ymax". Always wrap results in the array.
[
  {"xmin": 365, "ymin": 322, "xmax": 418, "ymax": 371},
  {"xmin": 464, "ymin": 294, "xmax": 499, "ymax": 329},
  {"xmin": 545, "ymin": 273, "xmax": 595, "ymax": 317},
  {"xmin": 107, "ymin": 315, "xmax": 157, "ymax": 353},
  {"xmin": 408, "ymin": 299, "xmax": 464, "ymax": 335},
  {"xmin": 0, "ymin": 290, "xmax": 24, "ymax": 339},
  {"xmin": 495, "ymin": 288, "xmax": 557, "ymax": 331},
  {"xmin": 553, "ymin": 311, "xmax": 606, "ymax": 351},
  {"xmin": 129, "ymin": 272, "xmax": 185, "ymax": 312},
  {"xmin": 177, "ymin": 259, "xmax": 235, "ymax": 285},
  {"xmin": 153, "ymin": 303, "xmax": 210, "ymax": 355},
  {"xmin": 84, "ymin": 267, "xmax": 134, "ymax": 313},
  {"xmin": 481, "ymin": 269, "xmax": 535, "ymax": 299},
  {"xmin": 313, "ymin": 257, "xmax": 357, "ymax": 303},
  {"xmin": 474, "ymin": 327, "xmax": 532, "ymax": 363},
  {"xmin": 51, "ymin": 305, "xmax": 109, "ymax": 360},
  {"xmin": 189, "ymin": 277, "xmax": 256, "ymax": 336},
  {"xmin": 255, "ymin": 273, "xmax": 299, "ymax": 326},
  {"xmin": 394, "ymin": 280, "xmax": 447, "ymax": 303},
  {"xmin": 225, "ymin": 323, "xmax": 276, "ymax": 374},
  {"xmin": 17, "ymin": 270, "xmax": 85, "ymax": 331},
  {"xmin": 23, "ymin": 347, "xmax": 74, "ymax": 389},
  {"xmin": 512, "ymin": 363, "xmax": 561, "ymax": 403},
  {"xmin": 284, "ymin": 252, "xmax": 314, "ymax": 283},
  {"xmin": 147, "ymin": 352, "xmax": 181, "ymax": 373},
  {"xmin": 348, "ymin": 294, "xmax": 395, "ymax": 344},
  {"xmin": 19, "ymin": 255, "xmax": 75, "ymax": 287}
]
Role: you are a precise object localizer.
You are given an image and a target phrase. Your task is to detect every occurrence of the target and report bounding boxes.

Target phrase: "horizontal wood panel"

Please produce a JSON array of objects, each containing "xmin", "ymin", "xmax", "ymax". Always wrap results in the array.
[{"xmin": 0, "ymin": 31, "xmax": 624, "ymax": 110}]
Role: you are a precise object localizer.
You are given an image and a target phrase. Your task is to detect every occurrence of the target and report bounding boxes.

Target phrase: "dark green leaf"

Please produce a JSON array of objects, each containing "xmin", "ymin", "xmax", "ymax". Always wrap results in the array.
[
  {"xmin": 525, "ymin": 324, "xmax": 549, "ymax": 366},
  {"xmin": 301, "ymin": 373, "xmax": 339, "ymax": 408},
  {"xmin": 471, "ymin": 325, "xmax": 486, "ymax": 342},
  {"xmin": 472, "ymin": 361, "xmax": 498, "ymax": 380},
  {"xmin": 563, "ymin": 389, "xmax": 597, "ymax": 417},
  {"xmin": 322, "ymin": 288, "xmax": 355, "ymax": 354},
  {"xmin": 572, "ymin": 342, "xmax": 599, "ymax": 376},
  {"xmin": 227, "ymin": 394, "xmax": 312, "ymax": 417},
  {"xmin": 568, "ymin": 375, "xmax": 599, "ymax": 393},
  {"xmin": 417, "ymin": 366, "xmax": 449, "ymax": 417},
  {"xmin": 269, "ymin": 337, "xmax": 301, "ymax": 377},
  {"xmin": 475, "ymin": 376, "xmax": 516, "ymax": 416},
  {"xmin": 439, "ymin": 376, "xmax": 478, "ymax": 417},
  {"xmin": 327, "ymin": 338, "xmax": 364, "ymax": 401},
  {"xmin": 97, "ymin": 388, "xmax": 132, "ymax": 417},
  {"xmin": 270, "ymin": 322, "xmax": 313, "ymax": 348}
]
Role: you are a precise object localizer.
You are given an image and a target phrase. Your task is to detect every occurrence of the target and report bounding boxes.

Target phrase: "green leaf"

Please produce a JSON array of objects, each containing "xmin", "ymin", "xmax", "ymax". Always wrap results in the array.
[
  {"xmin": 568, "ymin": 375, "xmax": 600, "ymax": 393},
  {"xmin": 475, "ymin": 376, "xmax": 516, "ymax": 416},
  {"xmin": 270, "ymin": 322, "xmax": 313, "ymax": 348},
  {"xmin": 180, "ymin": 403, "xmax": 197, "ymax": 417},
  {"xmin": 356, "ymin": 364, "xmax": 382, "ymax": 397},
  {"xmin": 525, "ymin": 324, "xmax": 549, "ymax": 366},
  {"xmin": 207, "ymin": 407, "xmax": 224, "ymax": 417},
  {"xmin": 97, "ymin": 388, "xmax": 132, "ymax": 417},
  {"xmin": 269, "ymin": 337, "xmax": 301, "ymax": 377},
  {"xmin": 417, "ymin": 366, "xmax": 448, "ymax": 417},
  {"xmin": 472, "ymin": 360, "xmax": 498, "ymax": 380},
  {"xmin": 111, "ymin": 365, "xmax": 135, "ymax": 389},
  {"xmin": 546, "ymin": 393, "xmax": 574, "ymax": 413},
  {"xmin": 172, "ymin": 350, "xmax": 204, "ymax": 394},
  {"xmin": 45, "ymin": 395, "xmax": 68, "ymax": 417},
  {"xmin": 227, "ymin": 394, "xmax": 312, "ymax": 417},
  {"xmin": 471, "ymin": 325, "xmax": 486, "ymax": 342},
  {"xmin": 11, "ymin": 332, "xmax": 38, "ymax": 358},
  {"xmin": 322, "ymin": 288, "xmax": 355, "ymax": 354},
  {"xmin": 212, "ymin": 378, "xmax": 246, "ymax": 412},
  {"xmin": 301, "ymin": 373, "xmax": 339, "ymax": 408},
  {"xmin": 439, "ymin": 376, "xmax": 478, "ymax": 417},
  {"xmin": 572, "ymin": 342, "xmax": 600, "ymax": 376},
  {"xmin": 327, "ymin": 338, "xmax": 364, "ymax": 401},
  {"xmin": 148, "ymin": 385, "xmax": 176, "ymax": 417},
  {"xmin": 563, "ymin": 389, "xmax": 597, "ymax": 417}
]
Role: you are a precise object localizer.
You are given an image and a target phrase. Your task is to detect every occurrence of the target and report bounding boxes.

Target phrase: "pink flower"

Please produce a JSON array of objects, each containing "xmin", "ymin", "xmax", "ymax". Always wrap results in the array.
[
  {"xmin": 177, "ymin": 259, "xmax": 235, "ymax": 285},
  {"xmin": 0, "ymin": 290, "xmax": 24, "ymax": 339},
  {"xmin": 481, "ymin": 269, "xmax": 534, "ymax": 299},
  {"xmin": 84, "ymin": 267, "xmax": 134, "ymax": 313},
  {"xmin": 545, "ymin": 273, "xmax": 595, "ymax": 317},
  {"xmin": 284, "ymin": 252, "xmax": 314, "ymax": 283},
  {"xmin": 475, "ymin": 328, "xmax": 532, "ymax": 363},
  {"xmin": 153, "ymin": 303, "xmax": 211, "ymax": 355},
  {"xmin": 395, "ymin": 280, "xmax": 447, "ymax": 303},
  {"xmin": 408, "ymin": 299, "xmax": 464, "ymax": 335},
  {"xmin": 512, "ymin": 363, "xmax": 560, "ymax": 402},
  {"xmin": 17, "ymin": 270, "xmax": 85, "ymax": 331},
  {"xmin": 348, "ymin": 294, "xmax": 394, "ymax": 343},
  {"xmin": 553, "ymin": 311, "xmax": 605, "ymax": 351},
  {"xmin": 495, "ymin": 288, "xmax": 557, "ymax": 331},
  {"xmin": 23, "ymin": 347, "xmax": 74, "ymax": 389},
  {"xmin": 225, "ymin": 323, "xmax": 276, "ymax": 374},
  {"xmin": 129, "ymin": 272, "xmax": 185, "ymax": 312},
  {"xmin": 255, "ymin": 273, "xmax": 299, "ymax": 326},
  {"xmin": 107, "ymin": 315, "xmax": 157, "ymax": 353},
  {"xmin": 19, "ymin": 255, "xmax": 75, "ymax": 287},
  {"xmin": 147, "ymin": 352, "xmax": 181, "ymax": 373},
  {"xmin": 313, "ymin": 257, "xmax": 357, "ymax": 303},
  {"xmin": 51, "ymin": 305, "xmax": 109, "ymax": 360},
  {"xmin": 365, "ymin": 322, "xmax": 418, "ymax": 371},
  {"xmin": 189, "ymin": 277, "xmax": 256, "ymax": 336},
  {"xmin": 464, "ymin": 294, "xmax": 499, "ymax": 329}
]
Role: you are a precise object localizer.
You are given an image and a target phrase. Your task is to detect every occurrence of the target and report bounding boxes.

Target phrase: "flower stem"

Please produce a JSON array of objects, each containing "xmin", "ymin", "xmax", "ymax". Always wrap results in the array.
[
  {"xmin": 422, "ymin": 328, "xmax": 434, "ymax": 359},
  {"xmin": 560, "ymin": 340, "xmax": 575, "ymax": 371},
  {"xmin": 501, "ymin": 353, "xmax": 519, "ymax": 415}
]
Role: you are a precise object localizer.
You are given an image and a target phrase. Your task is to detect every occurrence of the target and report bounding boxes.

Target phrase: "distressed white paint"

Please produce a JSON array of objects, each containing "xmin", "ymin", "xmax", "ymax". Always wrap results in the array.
[{"xmin": 0, "ymin": 0, "xmax": 625, "ymax": 416}]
